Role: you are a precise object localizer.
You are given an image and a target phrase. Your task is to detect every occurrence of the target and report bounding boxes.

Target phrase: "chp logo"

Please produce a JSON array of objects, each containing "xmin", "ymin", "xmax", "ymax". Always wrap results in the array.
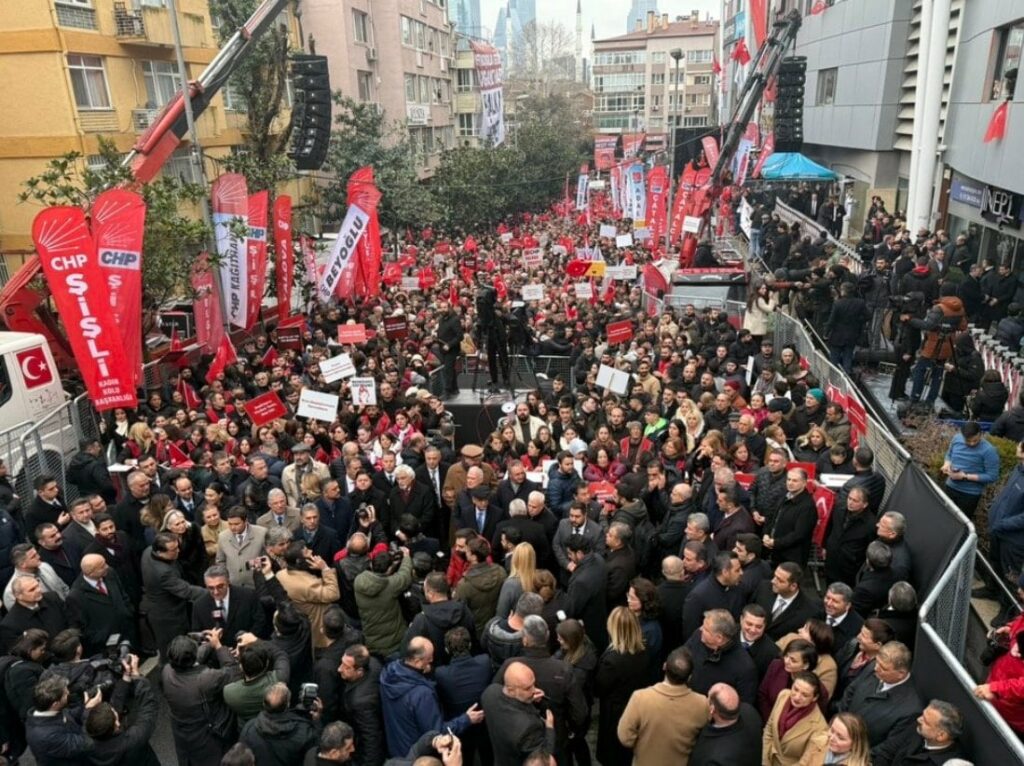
[
  {"xmin": 16, "ymin": 347, "xmax": 54, "ymax": 389},
  {"xmin": 99, "ymin": 249, "xmax": 141, "ymax": 270}
]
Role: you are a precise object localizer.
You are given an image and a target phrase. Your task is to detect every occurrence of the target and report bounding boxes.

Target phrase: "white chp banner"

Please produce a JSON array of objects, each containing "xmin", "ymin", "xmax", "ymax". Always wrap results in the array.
[
  {"xmin": 318, "ymin": 204, "xmax": 370, "ymax": 303},
  {"xmin": 471, "ymin": 41, "xmax": 505, "ymax": 147}
]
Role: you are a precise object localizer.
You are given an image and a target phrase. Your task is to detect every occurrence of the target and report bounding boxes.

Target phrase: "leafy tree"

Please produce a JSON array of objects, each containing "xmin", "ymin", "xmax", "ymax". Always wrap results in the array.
[
  {"xmin": 431, "ymin": 145, "xmax": 520, "ymax": 228},
  {"xmin": 319, "ymin": 94, "xmax": 440, "ymax": 230},
  {"xmin": 19, "ymin": 138, "xmax": 209, "ymax": 341}
]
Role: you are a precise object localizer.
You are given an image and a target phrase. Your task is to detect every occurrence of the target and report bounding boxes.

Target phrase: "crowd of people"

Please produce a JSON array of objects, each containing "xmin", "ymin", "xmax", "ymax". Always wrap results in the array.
[{"xmin": 0, "ymin": 197, "xmax": 999, "ymax": 766}]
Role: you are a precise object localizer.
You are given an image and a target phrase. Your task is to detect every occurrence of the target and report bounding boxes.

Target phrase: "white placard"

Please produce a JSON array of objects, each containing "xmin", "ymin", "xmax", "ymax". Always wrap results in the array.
[
  {"xmin": 551, "ymin": 245, "xmax": 567, "ymax": 256},
  {"xmin": 521, "ymin": 284, "xmax": 544, "ymax": 301},
  {"xmin": 400, "ymin": 276, "xmax": 420, "ymax": 291},
  {"xmin": 350, "ymin": 377, "xmax": 378, "ymax": 406},
  {"xmin": 297, "ymin": 389, "xmax": 340, "ymax": 422},
  {"xmin": 596, "ymin": 363, "xmax": 630, "ymax": 395},
  {"xmin": 606, "ymin": 265, "xmax": 638, "ymax": 281},
  {"xmin": 500, "ymin": 232, "xmax": 514, "ymax": 243},
  {"xmin": 634, "ymin": 227, "xmax": 651, "ymax": 241},
  {"xmin": 599, "ymin": 224, "xmax": 617, "ymax": 238},
  {"xmin": 320, "ymin": 353, "xmax": 357, "ymax": 383},
  {"xmin": 574, "ymin": 282, "xmax": 593, "ymax": 299},
  {"xmin": 522, "ymin": 248, "xmax": 543, "ymax": 268},
  {"xmin": 615, "ymin": 233, "xmax": 634, "ymax": 248},
  {"xmin": 683, "ymin": 215, "xmax": 703, "ymax": 233}
]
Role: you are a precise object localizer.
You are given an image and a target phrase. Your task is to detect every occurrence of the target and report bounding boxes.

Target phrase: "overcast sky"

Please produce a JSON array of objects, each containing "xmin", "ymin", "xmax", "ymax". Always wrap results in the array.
[{"xmin": 478, "ymin": 0, "xmax": 722, "ymax": 44}]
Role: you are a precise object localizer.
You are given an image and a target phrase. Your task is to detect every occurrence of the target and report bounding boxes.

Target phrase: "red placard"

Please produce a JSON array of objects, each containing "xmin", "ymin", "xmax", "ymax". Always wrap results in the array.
[
  {"xmin": 277, "ymin": 325, "xmax": 303, "ymax": 350},
  {"xmin": 384, "ymin": 316, "xmax": 408, "ymax": 340},
  {"xmin": 338, "ymin": 323, "xmax": 367, "ymax": 345},
  {"xmin": 246, "ymin": 391, "xmax": 288, "ymax": 427},
  {"xmin": 606, "ymin": 320, "xmax": 634, "ymax": 345},
  {"xmin": 847, "ymin": 396, "xmax": 867, "ymax": 447},
  {"xmin": 588, "ymin": 481, "xmax": 617, "ymax": 503}
]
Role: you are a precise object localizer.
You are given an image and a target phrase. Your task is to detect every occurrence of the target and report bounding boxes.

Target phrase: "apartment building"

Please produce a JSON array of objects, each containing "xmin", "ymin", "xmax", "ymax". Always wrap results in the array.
[
  {"xmin": 302, "ymin": 0, "xmax": 455, "ymax": 177},
  {"xmin": 0, "ymin": 0, "xmax": 302, "ymax": 259},
  {"xmin": 592, "ymin": 11, "xmax": 718, "ymax": 141}
]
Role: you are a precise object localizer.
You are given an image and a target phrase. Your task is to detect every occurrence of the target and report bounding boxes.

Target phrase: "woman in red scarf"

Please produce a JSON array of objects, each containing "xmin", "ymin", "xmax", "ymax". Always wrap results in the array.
[{"xmin": 762, "ymin": 671, "xmax": 829, "ymax": 765}]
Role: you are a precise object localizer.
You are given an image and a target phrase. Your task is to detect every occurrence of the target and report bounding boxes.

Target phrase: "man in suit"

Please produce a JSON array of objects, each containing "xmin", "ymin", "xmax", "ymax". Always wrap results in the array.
[
  {"xmin": 414, "ymin": 446, "xmax": 450, "ymax": 535},
  {"xmin": 495, "ymin": 462, "xmax": 540, "ymax": 513},
  {"xmin": 824, "ymin": 486, "xmax": 877, "ymax": 587},
  {"xmin": 217, "ymin": 507, "xmax": 269, "ymax": 587},
  {"xmin": 191, "ymin": 563, "xmax": 266, "ymax": 645},
  {"xmin": 316, "ymin": 479, "xmax": 354, "ymax": 540},
  {"xmin": 457, "ymin": 485, "xmax": 506, "ymax": 542},
  {"xmin": 853, "ymin": 541, "xmax": 896, "ymax": 617},
  {"xmin": 298, "ymin": 504, "xmax": 341, "ymax": 562},
  {"xmin": 389, "ymin": 465, "xmax": 434, "ymax": 536},
  {"xmin": 24, "ymin": 474, "xmax": 69, "ymax": 543},
  {"xmin": 137, "ymin": 455, "xmax": 168, "ymax": 496},
  {"xmin": 823, "ymin": 582, "xmax": 864, "ymax": 649},
  {"xmin": 66, "ymin": 438, "xmax": 116, "ymax": 504},
  {"xmin": 62, "ymin": 498, "xmax": 97, "ymax": 554},
  {"xmin": 872, "ymin": 699, "xmax": 967, "ymax": 766},
  {"xmin": 752, "ymin": 562, "xmax": 821, "ymax": 641},
  {"xmin": 35, "ymin": 522, "xmax": 82, "ymax": 588},
  {"xmin": 837, "ymin": 641, "xmax": 923, "ymax": 758},
  {"xmin": 236, "ymin": 456, "xmax": 283, "ymax": 509},
  {"xmin": 604, "ymin": 522, "xmax": 637, "ymax": 608},
  {"xmin": 565, "ymin": 536, "xmax": 609, "ymax": 650},
  {"xmin": 112, "ymin": 470, "xmax": 151, "ymax": 553},
  {"xmin": 763, "ymin": 469, "xmax": 817, "ymax": 567},
  {"xmin": 141, "ymin": 531, "xmax": 207, "ymax": 659},
  {"xmin": 552, "ymin": 502, "xmax": 604, "ymax": 580},
  {"xmin": 713, "ymin": 485, "xmax": 756, "ymax": 554},
  {"xmin": 480, "ymin": 661, "xmax": 555, "ymax": 766},
  {"xmin": 257, "ymin": 488, "xmax": 302, "ymax": 533},
  {"xmin": 372, "ymin": 451, "xmax": 401, "ymax": 496},
  {"xmin": 338, "ymin": 456, "xmax": 364, "ymax": 497},
  {"xmin": 492, "ymin": 499, "xmax": 552, "ymax": 570},
  {"xmin": 66, "ymin": 552, "xmax": 136, "ymax": 656},
  {"xmin": 683, "ymin": 551, "xmax": 745, "ymax": 641},
  {"xmin": 171, "ymin": 474, "xmax": 202, "ymax": 521},
  {"xmin": 738, "ymin": 604, "xmax": 780, "ymax": 681},
  {"xmin": 0, "ymin": 577, "xmax": 69, "ymax": 652},
  {"xmin": 734, "ymin": 533, "xmax": 772, "ymax": 598}
]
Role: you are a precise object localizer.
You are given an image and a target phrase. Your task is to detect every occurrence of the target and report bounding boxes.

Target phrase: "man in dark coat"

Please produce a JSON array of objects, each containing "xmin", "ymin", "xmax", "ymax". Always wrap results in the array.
[
  {"xmin": 112, "ymin": 470, "xmax": 151, "ymax": 553},
  {"xmin": 456, "ymin": 485, "xmax": 507, "ymax": 543},
  {"xmin": 603, "ymin": 522, "xmax": 637, "ymax": 608},
  {"xmin": 752, "ymin": 562, "xmax": 822, "ymax": 641},
  {"xmin": 826, "ymin": 282, "xmax": 871, "ymax": 374},
  {"xmin": 764, "ymin": 469, "xmax": 817, "ymax": 567},
  {"xmin": 84, "ymin": 673, "xmax": 161, "ymax": 766},
  {"xmin": 852, "ymin": 541, "xmax": 897, "ymax": 617},
  {"xmin": 190, "ymin": 564, "xmax": 267, "ymax": 645},
  {"xmin": 689, "ymin": 682, "xmax": 762, "ymax": 766},
  {"xmin": 140, "ymin": 531, "xmax": 207, "ymax": 659},
  {"xmin": 491, "ymin": 501, "xmax": 552, "ymax": 571},
  {"xmin": 67, "ymin": 438, "xmax": 117, "ymax": 504},
  {"xmin": 684, "ymin": 609, "xmax": 758, "ymax": 706},
  {"xmin": 871, "ymin": 699, "xmax": 967, "ymax": 766},
  {"xmin": 24, "ymin": 474, "xmax": 68, "ymax": 544},
  {"xmin": 658, "ymin": 555, "xmax": 691, "ymax": 649},
  {"xmin": 836, "ymin": 447, "xmax": 888, "ymax": 514},
  {"xmin": 683, "ymin": 551, "xmax": 745, "ymax": 640},
  {"xmin": 480, "ymin": 662, "xmax": 556, "ymax": 766},
  {"xmin": 239, "ymin": 682, "xmax": 321, "ymax": 765},
  {"xmin": 738, "ymin": 604, "xmax": 780, "ymax": 681},
  {"xmin": 565, "ymin": 536, "xmax": 609, "ymax": 650},
  {"xmin": 403, "ymin": 572, "xmax": 477, "ymax": 666},
  {"xmin": 35, "ymin": 522, "xmax": 82, "ymax": 588},
  {"xmin": 389, "ymin": 466, "xmax": 435, "ymax": 536},
  {"xmin": 0, "ymin": 580, "xmax": 69, "ymax": 652},
  {"xmin": 338, "ymin": 644, "xmax": 386, "ymax": 766},
  {"xmin": 298, "ymin": 505, "xmax": 342, "ymax": 562},
  {"xmin": 824, "ymin": 582, "xmax": 864, "ymax": 649},
  {"xmin": 66, "ymin": 553, "xmax": 136, "ymax": 656},
  {"xmin": 495, "ymin": 463, "xmax": 540, "ymax": 513},
  {"xmin": 437, "ymin": 300, "xmax": 463, "ymax": 396},
  {"xmin": 414, "ymin": 447, "xmax": 451, "ymax": 539},
  {"xmin": 824, "ymin": 486, "xmax": 877, "ymax": 587}
]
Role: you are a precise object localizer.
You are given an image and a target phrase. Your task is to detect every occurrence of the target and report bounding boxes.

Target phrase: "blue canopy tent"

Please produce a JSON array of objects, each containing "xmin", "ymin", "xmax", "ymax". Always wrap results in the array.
[{"xmin": 759, "ymin": 152, "xmax": 839, "ymax": 181}]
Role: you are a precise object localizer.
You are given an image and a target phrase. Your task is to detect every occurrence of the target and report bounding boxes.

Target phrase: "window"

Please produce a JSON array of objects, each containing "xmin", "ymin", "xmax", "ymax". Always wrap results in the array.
[
  {"xmin": 685, "ymin": 93, "xmax": 711, "ymax": 106},
  {"xmin": 686, "ymin": 49, "xmax": 714, "ymax": 64},
  {"xmin": 593, "ymin": 50, "xmax": 646, "ymax": 67},
  {"xmin": 456, "ymin": 68, "xmax": 475, "ymax": 92},
  {"xmin": 56, "ymin": 0, "xmax": 97, "ymax": 30},
  {"xmin": 402, "ymin": 17, "xmax": 412, "ymax": 46},
  {"xmin": 593, "ymin": 72, "xmax": 645, "ymax": 92},
  {"xmin": 142, "ymin": 60, "xmax": 180, "ymax": 108},
  {"xmin": 405, "ymin": 73, "xmax": 417, "ymax": 102},
  {"xmin": 164, "ymin": 148, "xmax": 199, "ymax": 184},
  {"xmin": 357, "ymin": 71, "xmax": 373, "ymax": 102},
  {"xmin": 651, "ymin": 51, "xmax": 666, "ymax": 64},
  {"xmin": 458, "ymin": 113, "xmax": 476, "ymax": 136},
  {"xmin": 991, "ymin": 22, "xmax": 1022, "ymax": 100},
  {"xmin": 651, "ymin": 72, "xmax": 665, "ymax": 85},
  {"xmin": 67, "ymin": 54, "xmax": 111, "ymax": 110},
  {"xmin": 418, "ymin": 75, "xmax": 430, "ymax": 103},
  {"xmin": 816, "ymin": 67, "xmax": 837, "ymax": 105},
  {"xmin": 431, "ymin": 78, "xmax": 442, "ymax": 104},
  {"xmin": 223, "ymin": 79, "xmax": 247, "ymax": 111},
  {"xmin": 683, "ymin": 116, "xmax": 709, "ymax": 127},
  {"xmin": 691, "ymin": 74, "xmax": 711, "ymax": 86},
  {"xmin": 353, "ymin": 10, "xmax": 369, "ymax": 43}
]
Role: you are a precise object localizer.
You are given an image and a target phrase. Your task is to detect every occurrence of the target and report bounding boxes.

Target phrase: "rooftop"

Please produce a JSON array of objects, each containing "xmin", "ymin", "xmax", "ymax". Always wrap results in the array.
[{"xmin": 594, "ymin": 18, "xmax": 719, "ymax": 45}]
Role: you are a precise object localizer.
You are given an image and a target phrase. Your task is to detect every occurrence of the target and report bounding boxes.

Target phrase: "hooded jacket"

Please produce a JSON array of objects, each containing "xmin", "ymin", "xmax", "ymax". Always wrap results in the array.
[
  {"xmin": 403, "ymin": 599, "xmax": 477, "ymax": 665},
  {"xmin": 66, "ymin": 450, "xmax": 115, "ymax": 502},
  {"xmin": 482, "ymin": 616, "xmax": 524, "ymax": 670},
  {"xmin": 454, "ymin": 562, "xmax": 506, "ymax": 628},
  {"xmin": 913, "ymin": 295, "xmax": 966, "ymax": 360},
  {"xmin": 378, "ymin": 660, "xmax": 468, "ymax": 758},
  {"xmin": 239, "ymin": 708, "xmax": 320, "ymax": 766},
  {"xmin": 354, "ymin": 555, "xmax": 413, "ymax": 656}
]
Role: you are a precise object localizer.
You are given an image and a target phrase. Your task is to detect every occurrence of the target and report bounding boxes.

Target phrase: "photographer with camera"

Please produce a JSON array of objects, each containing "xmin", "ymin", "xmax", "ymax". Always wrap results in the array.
[
  {"xmin": 25, "ymin": 674, "xmax": 103, "ymax": 763},
  {"xmin": 240, "ymin": 681, "xmax": 322, "ymax": 766},
  {"xmin": 276, "ymin": 542, "xmax": 341, "ymax": 650},
  {"xmin": 354, "ymin": 541, "xmax": 413, "ymax": 658},
  {"xmin": 906, "ymin": 283, "xmax": 967, "ymax": 408},
  {"xmin": 83, "ymin": 653, "xmax": 161, "ymax": 766}
]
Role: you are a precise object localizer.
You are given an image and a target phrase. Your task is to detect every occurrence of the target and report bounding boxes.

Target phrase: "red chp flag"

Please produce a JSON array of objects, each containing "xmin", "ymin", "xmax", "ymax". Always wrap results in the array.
[
  {"xmin": 211, "ymin": 173, "xmax": 249, "ymax": 328},
  {"xmin": 245, "ymin": 190, "xmax": 269, "ymax": 329},
  {"xmin": 645, "ymin": 165, "xmax": 669, "ymax": 245},
  {"xmin": 273, "ymin": 195, "xmax": 293, "ymax": 323},
  {"xmin": 753, "ymin": 133, "xmax": 775, "ymax": 179},
  {"xmin": 356, "ymin": 174, "xmax": 383, "ymax": 300},
  {"xmin": 985, "ymin": 101, "xmax": 1009, "ymax": 143},
  {"xmin": 34, "ymin": 207, "xmax": 136, "ymax": 411},
  {"xmin": 190, "ymin": 252, "xmax": 225, "ymax": 353},
  {"xmin": 91, "ymin": 189, "xmax": 145, "ymax": 389}
]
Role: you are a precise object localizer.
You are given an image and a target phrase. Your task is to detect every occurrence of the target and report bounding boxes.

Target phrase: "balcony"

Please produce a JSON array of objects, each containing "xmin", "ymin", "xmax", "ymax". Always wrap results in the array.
[{"xmin": 113, "ymin": 2, "xmax": 208, "ymax": 48}]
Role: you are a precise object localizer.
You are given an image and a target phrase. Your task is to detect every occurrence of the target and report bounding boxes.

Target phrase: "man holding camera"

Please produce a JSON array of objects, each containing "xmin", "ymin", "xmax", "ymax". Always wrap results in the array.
[
  {"xmin": 84, "ymin": 654, "xmax": 161, "ymax": 765},
  {"xmin": 240, "ymin": 681, "xmax": 323, "ymax": 765},
  {"xmin": 354, "ymin": 543, "xmax": 414, "ymax": 657},
  {"xmin": 25, "ymin": 674, "xmax": 102, "ymax": 763},
  {"xmin": 276, "ymin": 542, "xmax": 341, "ymax": 650}
]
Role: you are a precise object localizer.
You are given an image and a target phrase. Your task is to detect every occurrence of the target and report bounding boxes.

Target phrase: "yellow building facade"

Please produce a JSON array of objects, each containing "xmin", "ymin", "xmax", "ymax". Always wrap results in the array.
[{"xmin": 0, "ymin": 0, "xmax": 302, "ymax": 270}]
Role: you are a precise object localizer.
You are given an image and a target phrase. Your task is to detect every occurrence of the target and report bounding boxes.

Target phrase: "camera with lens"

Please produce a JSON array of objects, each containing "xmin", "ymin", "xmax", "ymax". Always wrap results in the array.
[
  {"xmin": 104, "ymin": 634, "xmax": 131, "ymax": 664},
  {"xmin": 187, "ymin": 631, "xmax": 210, "ymax": 643},
  {"xmin": 244, "ymin": 556, "xmax": 269, "ymax": 571},
  {"xmin": 889, "ymin": 292, "xmax": 926, "ymax": 318},
  {"xmin": 298, "ymin": 682, "xmax": 319, "ymax": 711},
  {"xmin": 357, "ymin": 503, "xmax": 375, "ymax": 522}
]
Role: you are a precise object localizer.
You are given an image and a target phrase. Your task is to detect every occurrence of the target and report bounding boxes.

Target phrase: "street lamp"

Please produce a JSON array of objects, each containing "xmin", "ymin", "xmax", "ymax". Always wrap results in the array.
[{"xmin": 666, "ymin": 48, "xmax": 683, "ymax": 254}]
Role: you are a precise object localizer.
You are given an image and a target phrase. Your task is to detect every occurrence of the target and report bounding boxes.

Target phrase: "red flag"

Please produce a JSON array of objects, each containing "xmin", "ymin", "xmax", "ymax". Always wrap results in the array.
[
  {"xmin": 382, "ymin": 262, "xmax": 403, "ymax": 286},
  {"xmin": 169, "ymin": 326, "xmax": 182, "ymax": 351},
  {"xmin": 984, "ymin": 101, "xmax": 1009, "ymax": 143},
  {"xmin": 245, "ymin": 191, "xmax": 269, "ymax": 329},
  {"xmin": 273, "ymin": 196, "xmax": 293, "ymax": 324},
  {"xmin": 645, "ymin": 165, "xmax": 669, "ymax": 245},
  {"xmin": 753, "ymin": 133, "xmax": 775, "ymax": 179},
  {"xmin": 751, "ymin": 0, "xmax": 768, "ymax": 44},
  {"xmin": 190, "ymin": 253, "xmax": 224, "ymax": 353},
  {"xmin": 712, "ymin": 56, "xmax": 722, "ymax": 75},
  {"xmin": 603, "ymin": 281, "xmax": 616, "ymax": 304},
  {"xmin": 588, "ymin": 277, "xmax": 598, "ymax": 306},
  {"xmin": 448, "ymin": 281, "xmax": 458, "ymax": 306},
  {"xmin": 810, "ymin": 0, "xmax": 827, "ymax": 14},
  {"xmin": 463, "ymin": 235, "xmax": 478, "ymax": 253},
  {"xmin": 91, "ymin": 189, "xmax": 146, "ymax": 390},
  {"xmin": 167, "ymin": 442, "xmax": 194, "ymax": 468},
  {"xmin": 34, "ymin": 208, "xmax": 136, "ymax": 411},
  {"xmin": 418, "ymin": 266, "xmax": 437, "ymax": 291},
  {"xmin": 494, "ymin": 273, "xmax": 508, "ymax": 301},
  {"xmin": 731, "ymin": 39, "xmax": 751, "ymax": 66},
  {"xmin": 177, "ymin": 377, "xmax": 202, "ymax": 409},
  {"xmin": 261, "ymin": 345, "xmax": 278, "ymax": 367},
  {"xmin": 206, "ymin": 335, "xmax": 238, "ymax": 384}
]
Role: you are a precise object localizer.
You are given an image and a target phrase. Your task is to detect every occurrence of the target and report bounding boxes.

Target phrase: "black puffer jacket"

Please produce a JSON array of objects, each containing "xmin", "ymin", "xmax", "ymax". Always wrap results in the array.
[
  {"xmin": 240, "ymin": 709, "xmax": 320, "ymax": 766},
  {"xmin": 403, "ymin": 599, "xmax": 477, "ymax": 665}
]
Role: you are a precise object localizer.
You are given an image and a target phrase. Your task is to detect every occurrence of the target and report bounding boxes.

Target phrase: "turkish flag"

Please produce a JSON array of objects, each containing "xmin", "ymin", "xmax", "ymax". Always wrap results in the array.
[
  {"xmin": 206, "ymin": 335, "xmax": 238, "ymax": 384},
  {"xmin": 177, "ymin": 378, "xmax": 202, "ymax": 409},
  {"xmin": 168, "ymin": 442, "xmax": 194, "ymax": 468},
  {"xmin": 566, "ymin": 260, "xmax": 589, "ymax": 278},
  {"xmin": 494, "ymin": 273, "xmax": 508, "ymax": 301},
  {"xmin": 984, "ymin": 101, "xmax": 1009, "ymax": 143},
  {"xmin": 731, "ymin": 39, "xmax": 751, "ymax": 66},
  {"xmin": 382, "ymin": 262, "xmax": 403, "ymax": 286},
  {"xmin": 810, "ymin": 0, "xmax": 827, "ymax": 14},
  {"xmin": 16, "ymin": 347, "xmax": 54, "ymax": 390},
  {"xmin": 712, "ymin": 55, "xmax": 722, "ymax": 75}
]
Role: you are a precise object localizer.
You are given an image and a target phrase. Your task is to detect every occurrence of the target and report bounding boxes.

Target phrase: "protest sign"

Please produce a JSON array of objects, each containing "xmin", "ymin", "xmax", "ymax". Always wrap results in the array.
[
  {"xmin": 350, "ymin": 377, "xmax": 377, "ymax": 406},
  {"xmin": 615, "ymin": 233, "xmax": 634, "ymax": 248},
  {"xmin": 297, "ymin": 389, "xmax": 339, "ymax": 422},
  {"xmin": 384, "ymin": 316, "xmax": 408, "ymax": 340},
  {"xmin": 338, "ymin": 323, "xmax": 367, "ymax": 344},
  {"xmin": 320, "ymin": 353, "xmax": 357, "ymax": 383},
  {"xmin": 246, "ymin": 391, "xmax": 287, "ymax": 427}
]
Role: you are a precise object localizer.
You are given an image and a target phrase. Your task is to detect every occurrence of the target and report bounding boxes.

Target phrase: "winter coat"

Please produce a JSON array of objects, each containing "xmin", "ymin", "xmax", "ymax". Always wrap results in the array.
[
  {"xmin": 743, "ymin": 295, "xmax": 778, "ymax": 336},
  {"xmin": 545, "ymin": 463, "xmax": 581, "ymax": 518},
  {"xmin": 985, "ymin": 612, "xmax": 1024, "ymax": 734},
  {"xmin": 275, "ymin": 567, "xmax": 341, "ymax": 649},
  {"xmin": 971, "ymin": 380, "xmax": 1009, "ymax": 420},
  {"xmin": 454, "ymin": 562, "xmax": 507, "ymax": 628},
  {"xmin": 987, "ymin": 465, "xmax": 1024, "ymax": 549},
  {"xmin": 239, "ymin": 709, "xmax": 320, "ymax": 766},
  {"xmin": 403, "ymin": 599, "xmax": 477, "ymax": 665},
  {"xmin": 482, "ymin": 616, "xmax": 524, "ymax": 670},
  {"xmin": 992, "ymin": 406, "xmax": 1024, "ymax": 442},
  {"xmin": 617, "ymin": 682, "xmax": 709, "ymax": 766},
  {"xmin": 24, "ymin": 707, "xmax": 92, "ymax": 766},
  {"xmin": 354, "ymin": 555, "xmax": 413, "ymax": 656},
  {"xmin": 379, "ymin": 660, "xmax": 468, "ymax": 758},
  {"xmin": 66, "ymin": 450, "xmax": 116, "ymax": 503},
  {"xmin": 826, "ymin": 296, "xmax": 870, "ymax": 348},
  {"xmin": 912, "ymin": 296, "xmax": 966, "ymax": 360},
  {"xmin": 761, "ymin": 689, "xmax": 829, "ymax": 766},
  {"xmin": 595, "ymin": 648, "xmax": 648, "ymax": 766}
]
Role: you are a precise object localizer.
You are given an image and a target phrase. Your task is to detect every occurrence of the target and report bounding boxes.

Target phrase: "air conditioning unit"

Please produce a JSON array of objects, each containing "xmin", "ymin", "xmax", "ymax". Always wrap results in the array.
[{"xmin": 366, "ymin": 47, "xmax": 378, "ymax": 62}]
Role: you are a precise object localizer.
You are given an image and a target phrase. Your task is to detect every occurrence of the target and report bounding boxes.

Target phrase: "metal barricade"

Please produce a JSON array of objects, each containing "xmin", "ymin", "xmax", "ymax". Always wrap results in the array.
[
  {"xmin": 512, "ymin": 355, "xmax": 575, "ymax": 390},
  {"xmin": 921, "ymin": 532, "xmax": 978, "ymax": 662},
  {"xmin": 15, "ymin": 399, "xmax": 81, "ymax": 503},
  {"xmin": 774, "ymin": 198, "xmax": 865, "ymax": 275}
]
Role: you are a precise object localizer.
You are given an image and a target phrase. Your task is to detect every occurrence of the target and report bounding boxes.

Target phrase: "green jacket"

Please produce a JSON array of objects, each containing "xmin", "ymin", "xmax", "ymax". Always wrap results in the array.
[
  {"xmin": 223, "ymin": 671, "xmax": 278, "ymax": 725},
  {"xmin": 354, "ymin": 555, "xmax": 413, "ymax": 656},
  {"xmin": 454, "ymin": 562, "xmax": 507, "ymax": 628}
]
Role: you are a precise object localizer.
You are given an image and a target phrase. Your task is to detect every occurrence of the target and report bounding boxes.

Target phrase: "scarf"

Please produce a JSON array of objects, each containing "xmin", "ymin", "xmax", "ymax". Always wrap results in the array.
[{"xmin": 777, "ymin": 696, "xmax": 815, "ymax": 740}]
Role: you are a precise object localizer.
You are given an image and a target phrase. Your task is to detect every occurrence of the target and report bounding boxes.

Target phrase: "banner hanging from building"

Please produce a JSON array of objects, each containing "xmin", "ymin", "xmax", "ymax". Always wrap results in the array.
[
  {"xmin": 594, "ymin": 135, "xmax": 617, "ymax": 170},
  {"xmin": 576, "ymin": 164, "xmax": 590, "ymax": 211},
  {"xmin": 91, "ymin": 189, "xmax": 145, "ymax": 390},
  {"xmin": 622, "ymin": 133, "xmax": 645, "ymax": 160},
  {"xmin": 211, "ymin": 173, "xmax": 250, "ymax": 329},
  {"xmin": 470, "ymin": 40, "xmax": 505, "ymax": 146},
  {"xmin": 33, "ymin": 207, "xmax": 136, "ymax": 411},
  {"xmin": 273, "ymin": 196, "xmax": 293, "ymax": 323},
  {"xmin": 245, "ymin": 190, "xmax": 269, "ymax": 329},
  {"xmin": 625, "ymin": 162, "xmax": 647, "ymax": 224}
]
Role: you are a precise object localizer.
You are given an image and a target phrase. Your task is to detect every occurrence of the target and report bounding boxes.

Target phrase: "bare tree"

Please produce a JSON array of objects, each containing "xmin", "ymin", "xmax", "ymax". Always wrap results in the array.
[{"xmin": 508, "ymin": 21, "xmax": 577, "ymax": 96}]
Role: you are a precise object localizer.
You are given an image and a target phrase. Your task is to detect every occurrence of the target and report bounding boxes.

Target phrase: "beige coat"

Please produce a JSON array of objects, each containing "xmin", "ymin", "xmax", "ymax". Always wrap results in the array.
[
  {"xmin": 617, "ymin": 682, "xmax": 709, "ymax": 766},
  {"xmin": 775, "ymin": 632, "xmax": 839, "ymax": 698},
  {"xmin": 216, "ymin": 524, "xmax": 268, "ymax": 587},
  {"xmin": 274, "ymin": 567, "xmax": 341, "ymax": 649},
  {"xmin": 761, "ymin": 689, "xmax": 829, "ymax": 766},
  {"xmin": 281, "ymin": 460, "xmax": 331, "ymax": 507}
]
